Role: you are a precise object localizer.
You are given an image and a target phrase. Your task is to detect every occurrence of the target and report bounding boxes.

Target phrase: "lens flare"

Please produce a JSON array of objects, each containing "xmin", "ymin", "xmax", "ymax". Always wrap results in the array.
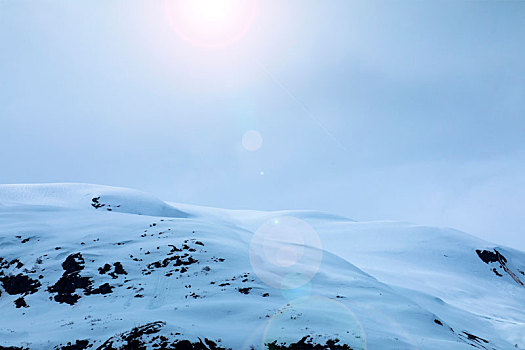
[
  {"xmin": 264, "ymin": 297, "xmax": 367, "ymax": 349},
  {"xmin": 280, "ymin": 276, "xmax": 312, "ymax": 301},
  {"xmin": 249, "ymin": 216, "xmax": 322, "ymax": 289},
  {"xmin": 165, "ymin": 0, "xmax": 258, "ymax": 48},
  {"xmin": 242, "ymin": 130, "xmax": 263, "ymax": 151}
]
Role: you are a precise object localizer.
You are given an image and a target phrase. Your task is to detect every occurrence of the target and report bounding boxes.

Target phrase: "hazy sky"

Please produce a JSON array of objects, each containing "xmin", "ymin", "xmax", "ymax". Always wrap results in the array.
[{"xmin": 1, "ymin": 1, "xmax": 524, "ymax": 249}]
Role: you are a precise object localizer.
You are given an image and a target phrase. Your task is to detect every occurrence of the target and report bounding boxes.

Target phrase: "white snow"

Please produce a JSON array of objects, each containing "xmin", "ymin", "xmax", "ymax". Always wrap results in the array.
[{"xmin": 0, "ymin": 183, "xmax": 523, "ymax": 349}]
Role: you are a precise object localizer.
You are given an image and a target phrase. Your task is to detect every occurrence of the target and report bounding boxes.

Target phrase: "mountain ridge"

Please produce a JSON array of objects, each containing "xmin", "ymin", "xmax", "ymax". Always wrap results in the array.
[{"xmin": 0, "ymin": 183, "xmax": 523, "ymax": 349}]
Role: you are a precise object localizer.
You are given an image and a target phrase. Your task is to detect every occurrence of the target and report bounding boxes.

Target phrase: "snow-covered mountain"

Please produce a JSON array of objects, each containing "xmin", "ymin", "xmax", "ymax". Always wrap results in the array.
[{"xmin": 0, "ymin": 183, "xmax": 524, "ymax": 349}]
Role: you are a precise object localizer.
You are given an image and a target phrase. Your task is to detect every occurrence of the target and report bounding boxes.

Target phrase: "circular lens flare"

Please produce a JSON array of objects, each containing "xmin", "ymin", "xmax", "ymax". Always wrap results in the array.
[
  {"xmin": 264, "ymin": 297, "xmax": 367, "ymax": 349},
  {"xmin": 165, "ymin": 0, "xmax": 258, "ymax": 48},
  {"xmin": 249, "ymin": 216, "xmax": 323, "ymax": 289},
  {"xmin": 242, "ymin": 130, "xmax": 263, "ymax": 151}
]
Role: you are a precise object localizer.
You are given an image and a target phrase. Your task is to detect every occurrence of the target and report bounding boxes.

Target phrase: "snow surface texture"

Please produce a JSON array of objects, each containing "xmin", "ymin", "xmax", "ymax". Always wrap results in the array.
[{"xmin": 0, "ymin": 183, "xmax": 524, "ymax": 349}]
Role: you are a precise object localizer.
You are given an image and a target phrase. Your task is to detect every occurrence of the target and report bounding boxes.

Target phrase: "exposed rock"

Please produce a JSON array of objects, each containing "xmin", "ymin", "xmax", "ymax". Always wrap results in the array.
[
  {"xmin": 91, "ymin": 197, "xmax": 105, "ymax": 209},
  {"xmin": 113, "ymin": 262, "xmax": 127, "ymax": 275},
  {"xmin": 96, "ymin": 321, "xmax": 229, "ymax": 350},
  {"xmin": 476, "ymin": 249, "xmax": 506, "ymax": 265},
  {"xmin": 266, "ymin": 336, "xmax": 354, "ymax": 350},
  {"xmin": 476, "ymin": 249, "xmax": 524, "ymax": 286},
  {"xmin": 48, "ymin": 253, "xmax": 92, "ymax": 305},
  {"xmin": 87, "ymin": 283, "xmax": 113, "ymax": 295},
  {"xmin": 237, "ymin": 287, "xmax": 252, "ymax": 295},
  {"xmin": 14, "ymin": 297, "xmax": 28, "ymax": 308},
  {"xmin": 55, "ymin": 340, "xmax": 90, "ymax": 350},
  {"xmin": 62, "ymin": 253, "xmax": 85, "ymax": 274},
  {"xmin": 0, "ymin": 274, "xmax": 41, "ymax": 295},
  {"xmin": 98, "ymin": 264, "xmax": 111, "ymax": 274}
]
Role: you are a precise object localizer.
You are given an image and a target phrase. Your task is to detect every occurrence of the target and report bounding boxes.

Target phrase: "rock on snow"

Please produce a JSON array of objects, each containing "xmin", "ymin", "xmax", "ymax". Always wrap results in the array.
[{"xmin": 0, "ymin": 183, "xmax": 524, "ymax": 349}]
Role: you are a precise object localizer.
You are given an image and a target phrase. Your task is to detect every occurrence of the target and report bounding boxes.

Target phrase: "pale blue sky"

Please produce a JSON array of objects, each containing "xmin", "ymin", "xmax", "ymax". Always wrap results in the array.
[{"xmin": 1, "ymin": 1, "xmax": 524, "ymax": 248}]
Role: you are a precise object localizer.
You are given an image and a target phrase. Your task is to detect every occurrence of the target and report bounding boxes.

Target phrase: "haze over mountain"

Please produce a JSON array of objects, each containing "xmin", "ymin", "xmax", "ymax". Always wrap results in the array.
[{"xmin": 2, "ymin": 0, "xmax": 524, "ymax": 251}]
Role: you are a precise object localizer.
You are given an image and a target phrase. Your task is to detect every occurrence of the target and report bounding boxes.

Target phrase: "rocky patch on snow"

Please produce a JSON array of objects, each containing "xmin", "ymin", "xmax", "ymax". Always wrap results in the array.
[
  {"xmin": 47, "ymin": 253, "xmax": 115, "ymax": 305},
  {"xmin": 476, "ymin": 249, "xmax": 524, "ymax": 286}
]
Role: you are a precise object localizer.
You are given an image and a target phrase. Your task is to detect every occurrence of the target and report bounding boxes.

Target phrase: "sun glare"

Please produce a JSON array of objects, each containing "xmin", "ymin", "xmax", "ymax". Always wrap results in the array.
[
  {"xmin": 188, "ymin": 0, "xmax": 236, "ymax": 24},
  {"xmin": 165, "ymin": 0, "xmax": 258, "ymax": 48}
]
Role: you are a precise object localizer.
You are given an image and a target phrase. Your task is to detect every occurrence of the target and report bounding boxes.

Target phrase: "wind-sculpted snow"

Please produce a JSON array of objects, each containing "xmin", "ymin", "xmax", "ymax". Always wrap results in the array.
[
  {"xmin": 0, "ymin": 184, "xmax": 524, "ymax": 349},
  {"xmin": 0, "ymin": 183, "xmax": 188, "ymax": 218}
]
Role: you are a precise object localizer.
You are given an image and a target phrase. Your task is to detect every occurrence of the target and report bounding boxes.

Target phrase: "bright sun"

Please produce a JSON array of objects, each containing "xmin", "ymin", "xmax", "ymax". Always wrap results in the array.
[{"xmin": 165, "ymin": 0, "xmax": 258, "ymax": 48}]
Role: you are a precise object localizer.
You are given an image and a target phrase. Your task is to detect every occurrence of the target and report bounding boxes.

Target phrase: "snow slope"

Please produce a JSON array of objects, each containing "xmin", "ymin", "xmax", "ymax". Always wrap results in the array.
[{"xmin": 0, "ymin": 184, "xmax": 523, "ymax": 349}]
